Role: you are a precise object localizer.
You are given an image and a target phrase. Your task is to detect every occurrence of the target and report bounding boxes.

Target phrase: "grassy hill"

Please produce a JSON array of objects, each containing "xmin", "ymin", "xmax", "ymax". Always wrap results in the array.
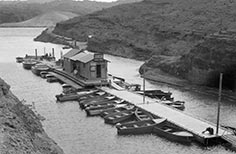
[
  {"xmin": 0, "ymin": 11, "xmax": 78, "ymax": 27},
  {"xmin": 36, "ymin": 0, "xmax": 236, "ymax": 90},
  {"xmin": 0, "ymin": 0, "xmax": 142, "ymax": 25}
]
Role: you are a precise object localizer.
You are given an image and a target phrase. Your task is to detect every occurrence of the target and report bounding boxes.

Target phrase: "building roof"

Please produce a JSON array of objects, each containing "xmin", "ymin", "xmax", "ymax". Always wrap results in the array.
[
  {"xmin": 70, "ymin": 51, "xmax": 94, "ymax": 63},
  {"xmin": 70, "ymin": 50, "xmax": 109, "ymax": 63},
  {"xmin": 62, "ymin": 49, "xmax": 81, "ymax": 58}
]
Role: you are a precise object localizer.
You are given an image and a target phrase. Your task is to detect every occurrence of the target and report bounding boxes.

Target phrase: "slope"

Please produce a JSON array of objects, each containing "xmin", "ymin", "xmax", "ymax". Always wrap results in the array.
[{"xmin": 0, "ymin": 11, "xmax": 78, "ymax": 27}]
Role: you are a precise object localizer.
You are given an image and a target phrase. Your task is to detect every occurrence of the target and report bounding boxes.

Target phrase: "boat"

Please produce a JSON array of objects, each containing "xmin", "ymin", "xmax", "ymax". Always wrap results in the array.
[
  {"xmin": 152, "ymin": 119, "xmax": 194, "ymax": 144},
  {"xmin": 31, "ymin": 63, "xmax": 50, "ymax": 76},
  {"xmin": 22, "ymin": 60, "xmax": 37, "ymax": 70},
  {"xmin": 134, "ymin": 108, "xmax": 155, "ymax": 121},
  {"xmin": 40, "ymin": 71, "xmax": 48, "ymax": 78},
  {"xmin": 161, "ymin": 100, "xmax": 185, "ymax": 110},
  {"xmin": 137, "ymin": 90, "xmax": 173, "ymax": 101},
  {"xmin": 100, "ymin": 104, "xmax": 135, "ymax": 117},
  {"xmin": 85, "ymin": 100, "xmax": 127, "ymax": 116},
  {"xmin": 16, "ymin": 57, "xmax": 24, "ymax": 63},
  {"xmin": 103, "ymin": 110, "xmax": 135, "ymax": 125},
  {"xmin": 78, "ymin": 91, "xmax": 107, "ymax": 102},
  {"xmin": 116, "ymin": 118, "xmax": 166, "ymax": 135},
  {"xmin": 56, "ymin": 90, "xmax": 96, "ymax": 102},
  {"xmin": 46, "ymin": 74, "xmax": 58, "ymax": 83},
  {"xmin": 79, "ymin": 94, "xmax": 115, "ymax": 109},
  {"xmin": 82, "ymin": 96, "xmax": 118, "ymax": 109},
  {"xmin": 62, "ymin": 84, "xmax": 77, "ymax": 94}
]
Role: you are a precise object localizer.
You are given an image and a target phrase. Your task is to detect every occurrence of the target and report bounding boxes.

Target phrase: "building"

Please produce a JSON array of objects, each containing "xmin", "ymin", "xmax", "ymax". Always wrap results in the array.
[{"xmin": 62, "ymin": 49, "xmax": 108, "ymax": 83}]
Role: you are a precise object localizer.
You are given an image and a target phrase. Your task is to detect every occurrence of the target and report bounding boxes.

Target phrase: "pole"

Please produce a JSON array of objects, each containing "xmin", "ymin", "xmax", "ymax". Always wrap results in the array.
[
  {"xmin": 143, "ymin": 67, "xmax": 145, "ymax": 104},
  {"xmin": 35, "ymin": 49, "xmax": 37, "ymax": 60},
  {"xmin": 216, "ymin": 73, "xmax": 223, "ymax": 135}
]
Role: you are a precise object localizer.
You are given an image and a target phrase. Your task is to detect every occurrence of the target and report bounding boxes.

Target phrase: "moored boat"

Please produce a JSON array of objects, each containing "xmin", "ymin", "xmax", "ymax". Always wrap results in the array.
[
  {"xmin": 22, "ymin": 60, "xmax": 37, "ymax": 70},
  {"xmin": 31, "ymin": 63, "xmax": 50, "ymax": 76},
  {"xmin": 16, "ymin": 57, "xmax": 24, "ymax": 63},
  {"xmin": 137, "ymin": 90, "xmax": 173, "ymax": 101},
  {"xmin": 85, "ymin": 100, "xmax": 127, "ymax": 116},
  {"xmin": 104, "ymin": 110, "xmax": 135, "ymax": 125},
  {"xmin": 40, "ymin": 71, "xmax": 48, "ymax": 78},
  {"xmin": 161, "ymin": 100, "xmax": 185, "ymax": 110},
  {"xmin": 56, "ymin": 90, "xmax": 97, "ymax": 102},
  {"xmin": 134, "ymin": 108, "xmax": 155, "ymax": 121},
  {"xmin": 100, "ymin": 104, "xmax": 135, "ymax": 117},
  {"xmin": 79, "ymin": 94, "xmax": 116, "ymax": 109},
  {"xmin": 46, "ymin": 74, "xmax": 58, "ymax": 83},
  {"xmin": 116, "ymin": 118, "xmax": 166, "ymax": 135},
  {"xmin": 152, "ymin": 119, "xmax": 194, "ymax": 144}
]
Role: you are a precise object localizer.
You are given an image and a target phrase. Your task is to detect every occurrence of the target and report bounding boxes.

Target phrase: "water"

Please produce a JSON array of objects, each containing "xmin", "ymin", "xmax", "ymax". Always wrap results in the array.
[{"xmin": 0, "ymin": 28, "xmax": 235, "ymax": 154}]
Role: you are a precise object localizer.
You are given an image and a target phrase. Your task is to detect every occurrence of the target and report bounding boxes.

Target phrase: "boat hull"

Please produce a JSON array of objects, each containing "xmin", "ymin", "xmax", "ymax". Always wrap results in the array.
[
  {"xmin": 116, "ymin": 120, "xmax": 157, "ymax": 135},
  {"xmin": 152, "ymin": 121, "xmax": 193, "ymax": 144}
]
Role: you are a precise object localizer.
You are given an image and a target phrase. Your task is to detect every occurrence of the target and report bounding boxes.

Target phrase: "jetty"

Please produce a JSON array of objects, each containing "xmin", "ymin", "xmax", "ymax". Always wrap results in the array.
[{"xmin": 101, "ymin": 87, "xmax": 232, "ymax": 145}]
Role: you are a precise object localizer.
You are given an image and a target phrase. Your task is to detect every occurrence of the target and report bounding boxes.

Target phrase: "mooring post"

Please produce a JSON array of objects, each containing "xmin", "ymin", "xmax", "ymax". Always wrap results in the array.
[
  {"xmin": 216, "ymin": 73, "xmax": 223, "ymax": 135},
  {"xmin": 35, "ymin": 49, "xmax": 37, "ymax": 60},
  {"xmin": 143, "ymin": 66, "xmax": 146, "ymax": 104}
]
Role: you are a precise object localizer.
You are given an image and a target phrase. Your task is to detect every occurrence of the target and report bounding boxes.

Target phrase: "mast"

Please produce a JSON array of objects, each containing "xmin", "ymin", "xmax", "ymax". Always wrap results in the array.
[{"xmin": 216, "ymin": 73, "xmax": 223, "ymax": 135}]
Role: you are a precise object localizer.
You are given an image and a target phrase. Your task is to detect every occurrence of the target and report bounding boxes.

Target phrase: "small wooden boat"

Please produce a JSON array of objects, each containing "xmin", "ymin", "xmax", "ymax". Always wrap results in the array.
[
  {"xmin": 46, "ymin": 74, "xmax": 58, "ymax": 83},
  {"xmin": 22, "ymin": 60, "xmax": 37, "ymax": 70},
  {"xmin": 161, "ymin": 100, "xmax": 185, "ymax": 110},
  {"xmin": 116, "ymin": 118, "xmax": 166, "ymax": 135},
  {"xmin": 104, "ymin": 110, "xmax": 135, "ymax": 125},
  {"xmin": 79, "ymin": 94, "xmax": 116, "ymax": 109},
  {"xmin": 134, "ymin": 108, "xmax": 155, "ymax": 121},
  {"xmin": 85, "ymin": 104, "xmax": 116, "ymax": 116},
  {"xmin": 85, "ymin": 100, "xmax": 127, "ymax": 116},
  {"xmin": 78, "ymin": 91, "xmax": 107, "ymax": 102},
  {"xmin": 31, "ymin": 63, "xmax": 50, "ymax": 76},
  {"xmin": 100, "ymin": 104, "xmax": 135, "ymax": 117},
  {"xmin": 137, "ymin": 90, "xmax": 173, "ymax": 101},
  {"xmin": 82, "ymin": 96, "xmax": 118, "ymax": 109},
  {"xmin": 56, "ymin": 90, "xmax": 96, "ymax": 102},
  {"xmin": 16, "ymin": 57, "xmax": 24, "ymax": 63},
  {"xmin": 40, "ymin": 71, "xmax": 48, "ymax": 78},
  {"xmin": 152, "ymin": 119, "xmax": 194, "ymax": 144}
]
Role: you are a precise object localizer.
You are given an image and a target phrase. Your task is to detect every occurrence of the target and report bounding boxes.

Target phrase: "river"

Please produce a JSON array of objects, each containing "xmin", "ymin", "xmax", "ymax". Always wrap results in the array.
[{"xmin": 0, "ymin": 28, "xmax": 235, "ymax": 154}]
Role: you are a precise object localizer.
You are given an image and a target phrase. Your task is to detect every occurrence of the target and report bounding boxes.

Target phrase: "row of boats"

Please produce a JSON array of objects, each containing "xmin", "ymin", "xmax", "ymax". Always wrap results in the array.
[{"xmin": 64, "ymin": 90, "xmax": 195, "ymax": 145}]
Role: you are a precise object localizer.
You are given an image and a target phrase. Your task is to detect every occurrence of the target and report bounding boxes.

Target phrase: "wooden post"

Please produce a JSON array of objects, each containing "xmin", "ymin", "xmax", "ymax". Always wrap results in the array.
[
  {"xmin": 216, "ymin": 73, "xmax": 223, "ymax": 135},
  {"xmin": 143, "ymin": 67, "xmax": 146, "ymax": 104},
  {"xmin": 52, "ymin": 48, "xmax": 55, "ymax": 57},
  {"xmin": 35, "ymin": 49, "xmax": 37, "ymax": 60}
]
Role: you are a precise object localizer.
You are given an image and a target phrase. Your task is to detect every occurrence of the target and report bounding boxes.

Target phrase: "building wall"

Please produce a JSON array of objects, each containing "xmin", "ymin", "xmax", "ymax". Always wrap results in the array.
[{"xmin": 63, "ymin": 58, "xmax": 73, "ymax": 73}]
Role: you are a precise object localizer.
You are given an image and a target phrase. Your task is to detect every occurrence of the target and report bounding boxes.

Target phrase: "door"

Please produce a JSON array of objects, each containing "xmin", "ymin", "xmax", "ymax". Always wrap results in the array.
[{"xmin": 96, "ymin": 64, "xmax": 101, "ymax": 78}]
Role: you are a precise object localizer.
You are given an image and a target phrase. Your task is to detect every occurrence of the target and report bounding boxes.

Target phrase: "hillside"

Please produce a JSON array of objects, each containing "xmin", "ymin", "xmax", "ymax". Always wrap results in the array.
[
  {"xmin": 36, "ymin": 0, "xmax": 236, "ymax": 90},
  {"xmin": 0, "ymin": 78, "xmax": 64, "ymax": 154},
  {"xmin": 0, "ymin": 11, "xmax": 78, "ymax": 27},
  {"xmin": 0, "ymin": 0, "xmax": 142, "ymax": 25}
]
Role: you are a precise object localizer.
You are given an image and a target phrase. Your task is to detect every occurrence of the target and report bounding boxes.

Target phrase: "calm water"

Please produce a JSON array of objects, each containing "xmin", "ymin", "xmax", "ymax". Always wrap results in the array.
[{"xmin": 0, "ymin": 28, "xmax": 235, "ymax": 154}]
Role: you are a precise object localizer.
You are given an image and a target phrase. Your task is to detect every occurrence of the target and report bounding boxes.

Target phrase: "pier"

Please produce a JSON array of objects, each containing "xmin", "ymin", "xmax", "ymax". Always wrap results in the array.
[{"xmin": 101, "ymin": 87, "xmax": 233, "ymax": 145}]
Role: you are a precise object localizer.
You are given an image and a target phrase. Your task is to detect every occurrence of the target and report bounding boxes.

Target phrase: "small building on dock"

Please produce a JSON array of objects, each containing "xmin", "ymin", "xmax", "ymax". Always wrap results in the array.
[{"xmin": 62, "ymin": 49, "xmax": 109, "ymax": 85}]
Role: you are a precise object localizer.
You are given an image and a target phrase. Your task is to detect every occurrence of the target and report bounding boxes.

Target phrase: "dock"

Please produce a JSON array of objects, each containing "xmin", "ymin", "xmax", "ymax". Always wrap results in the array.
[{"xmin": 101, "ymin": 87, "xmax": 233, "ymax": 145}]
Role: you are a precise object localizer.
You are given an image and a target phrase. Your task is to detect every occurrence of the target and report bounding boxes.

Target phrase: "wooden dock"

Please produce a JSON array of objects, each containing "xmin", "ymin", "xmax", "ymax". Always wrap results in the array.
[
  {"xmin": 101, "ymin": 87, "xmax": 233, "ymax": 145},
  {"xmin": 49, "ymin": 72, "xmax": 83, "ymax": 89}
]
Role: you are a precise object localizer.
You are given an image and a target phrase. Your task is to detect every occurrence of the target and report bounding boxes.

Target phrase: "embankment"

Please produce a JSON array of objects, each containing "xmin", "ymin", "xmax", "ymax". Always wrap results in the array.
[{"xmin": 0, "ymin": 78, "xmax": 64, "ymax": 154}]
